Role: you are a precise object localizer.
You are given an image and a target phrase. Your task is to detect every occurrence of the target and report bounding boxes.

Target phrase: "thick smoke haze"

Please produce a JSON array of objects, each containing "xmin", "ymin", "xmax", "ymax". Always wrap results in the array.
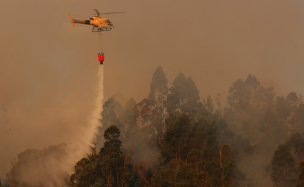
[{"xmin": 1, "ymin": 0, "xmax": 304, "ymax": 185}]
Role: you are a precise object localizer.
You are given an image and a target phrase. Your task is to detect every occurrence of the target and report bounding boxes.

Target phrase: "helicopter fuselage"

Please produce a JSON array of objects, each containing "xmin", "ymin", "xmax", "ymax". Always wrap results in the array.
[{"xmin": 69, "ymin": 14, "xmax": 113, "ymax": 31}]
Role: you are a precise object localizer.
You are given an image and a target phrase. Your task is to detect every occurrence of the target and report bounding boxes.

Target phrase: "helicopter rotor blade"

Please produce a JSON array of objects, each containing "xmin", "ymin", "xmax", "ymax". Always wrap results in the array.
[
  {"xmin": 100, "ymin": 12, "xmax": 125, "ymax": 14},
  {"xmin": 93, "ymin": 9, "xmax": 100, "ymax": 16}
]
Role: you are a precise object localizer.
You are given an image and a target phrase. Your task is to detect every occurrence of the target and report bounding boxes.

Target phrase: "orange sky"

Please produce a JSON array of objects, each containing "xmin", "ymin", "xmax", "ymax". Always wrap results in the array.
[{"xmin": 1, "ymin": 0, "xmax": 304, "ymax": 180}]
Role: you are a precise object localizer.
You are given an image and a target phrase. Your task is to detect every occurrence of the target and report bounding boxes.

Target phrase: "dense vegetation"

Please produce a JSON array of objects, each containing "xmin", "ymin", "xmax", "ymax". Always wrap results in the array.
[
  {"xmin": 2, "ymin": 66, "xmax": 304, "ymax": 187},
  {"xmin": 69, "ymin": 67, "xmax": 304, "ymax": 187}
]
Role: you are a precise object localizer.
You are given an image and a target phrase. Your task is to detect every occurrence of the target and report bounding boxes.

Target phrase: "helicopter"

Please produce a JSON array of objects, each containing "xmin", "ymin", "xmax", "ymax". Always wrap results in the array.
[
  {"xmin": 69, "ymin": 9, "xmax": 123, "ymax": 64},
  {"xmin": 69, "ymin": 9, "xmax": 123, "ymax": 32}
]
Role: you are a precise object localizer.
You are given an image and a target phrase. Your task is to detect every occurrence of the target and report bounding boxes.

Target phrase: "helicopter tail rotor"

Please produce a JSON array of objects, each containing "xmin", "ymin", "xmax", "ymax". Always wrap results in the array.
[{"xmin": 69, "ymin": 13, "xmax": 76, "ymax": 27}]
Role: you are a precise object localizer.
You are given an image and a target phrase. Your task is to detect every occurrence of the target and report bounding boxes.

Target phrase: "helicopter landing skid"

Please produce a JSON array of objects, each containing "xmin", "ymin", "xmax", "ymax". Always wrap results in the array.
[{"xmin": 92, "ymin": 27, "xmax": 112, "ymax": 32}]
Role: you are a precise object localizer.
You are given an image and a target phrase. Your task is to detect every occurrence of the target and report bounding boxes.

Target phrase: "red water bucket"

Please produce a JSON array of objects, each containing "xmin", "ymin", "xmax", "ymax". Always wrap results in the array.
[{"xmin": 98, "ymin": 54, "xmax": 104, "ymax": 64}]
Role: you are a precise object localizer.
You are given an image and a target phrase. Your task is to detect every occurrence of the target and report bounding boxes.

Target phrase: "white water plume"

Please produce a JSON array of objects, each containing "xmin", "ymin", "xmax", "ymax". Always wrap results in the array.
[
  {"xmin": 64, "ymin": 65, "xmax": 104, "ymax": 172},
  {"xmin": 5, "ymin": 66, "xmax": 105, "ymax": 187},
  {"xmin": 47, "ymin": 65, "xmax": 104, "ymax": 186}
]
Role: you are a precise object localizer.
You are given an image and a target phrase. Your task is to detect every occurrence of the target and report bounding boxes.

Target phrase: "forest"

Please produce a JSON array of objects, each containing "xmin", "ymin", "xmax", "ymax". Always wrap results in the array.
[{"xmin": 2, "ymin": 66, "xmax": 304, "ymax": 187}]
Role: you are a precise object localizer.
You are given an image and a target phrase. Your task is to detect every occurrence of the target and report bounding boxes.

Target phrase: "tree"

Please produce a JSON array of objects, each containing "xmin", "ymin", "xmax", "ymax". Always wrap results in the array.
[
  {"xmin": 151, "ymin": 171, "xmax": 169, "ymax": 187},
  {"xmin": 70, "ymin": 125, "xmax": 130, "ymax": 187},
  {"xmin": 100, "ymin": 98, "xmax": 124, "ymax": 132},
  {"xmin": 161, "ymin": 114, "xmax": 191, "ymax": 163},
  {"xmin": 70, "ymin": 157, "xmax": 100, "ymax": 187},
  {"xmin": 97, "ymin": 97, "xmax": 125, "ymax": 147},
  {"xmin": 225, "ymin": 74, "xmax": 275, "ymax": 131},
  {"xmin": 165, "ymin": 73, "xmax": 206, "ymax": 123},
  {"xmin": 148, "ymin": 66, "xmax": 168, "ymax": 103},
  {"xmin": 289, "ymin": 104, "xmax": 304, "ymax": 133},
  {"xmin": 123, "ymin": 98, "xmax": 140, "ymax": 156},
  {"xmin": 286, "ymin": 92, "xmax": 302, "ymax": 111},
  {"xmin": 187, "ymin": 148, "xmax": 202, "ymax": 174},
  {"xmin": 271, "ymin": 144, "xmax": 298, "ymax": 187},
  {"xmin": 122, "ymin": 98, "xmax": 138, "ymax": 129},
  {"xmin": 137, "ymin": 66, "xmax": 169, "ymax": 140},
  {"xmin": 220, "ymin": 144, "xmax": 244, "ymax": 187},
  {"xmin": 100, "ymin": 125, "xmax": 130, "ymax": 187},
  {"xmin": 297, "ymin": 159, "xmax": 304, "ymax": 187},
  {"xmin": 203, "ymin": 95, "xmax": 214, "ymax": 114},
  {"xmin": 286, "ymin": 133, "xmax": 304, "ymax": 165}
]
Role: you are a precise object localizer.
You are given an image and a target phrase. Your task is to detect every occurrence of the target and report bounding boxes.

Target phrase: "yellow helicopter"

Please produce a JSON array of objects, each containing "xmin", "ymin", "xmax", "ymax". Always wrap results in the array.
[{"xmin": 69, "ymin": 9, "xmax": 123, "ymax": 32}]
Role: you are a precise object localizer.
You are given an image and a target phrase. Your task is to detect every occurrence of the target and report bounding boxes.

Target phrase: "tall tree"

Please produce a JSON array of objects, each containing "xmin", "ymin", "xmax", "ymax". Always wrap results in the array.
[
  {"xmin": 70, "ymin": 125, "xmax": 130, "ymax": 187},
  {"xmin": 203, "ymin": 95, "xmax": 214, "ymax": 114},
  {"xmin": 97, "ymin": 98, "xmax": 125, "ymax": 147},
  {"xmin": 165, "ymin": 73, "xmax": 206, "ymax": 123},
  {"xmin": 271, "ymin": 144, "xmax": 298, "ymax": 187},
  {"xmin": 136, "ymin": 66, "xmax": 169, "ymax": 137},
  {"xmin": 134, "ymin": 66, "xmax": 169, "ymax": 156},
  {"xmin": 286, "ymin": 133, "xmax": 304, "ymax": 166},
  {"xmin": 161, "ymin": 114, "xmax": 191, "ymax": 163},
  {"xmin": 100, "ymin": 125, "xmax": 130, "ymax": 187},
  {"xmin": 148, "ymin": 66, "xmax": 168, "ymax": 103},
  {"xmin": 225, "ymin": 74, "xmax": 275, "ymax": 131},
  {"xmin": 101, "ymin": 98, "xmax": 124, "ymax": 130},
  {"xmin": 123, "ymin": 98, "xmax": 140, "ymax": 155},
  {"xmin": 148, "ymin": 66, "xmax": 169, "ymax": 141}
]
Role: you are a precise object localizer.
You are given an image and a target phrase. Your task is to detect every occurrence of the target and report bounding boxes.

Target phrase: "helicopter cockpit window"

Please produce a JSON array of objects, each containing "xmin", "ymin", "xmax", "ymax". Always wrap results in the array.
[{"xmin": 90, "ymin": 18, "xmax": 93, "ymax": 20}]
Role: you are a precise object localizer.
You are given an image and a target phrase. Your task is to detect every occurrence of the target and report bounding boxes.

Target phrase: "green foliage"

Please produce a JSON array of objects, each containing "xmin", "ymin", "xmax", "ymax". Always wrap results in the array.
[
  {"xmin": 165, "ymin": 73, "xmax": 206, "ymax": 123},
  {"xmin": 151, "ymin": 171, "xmax": 170, "ymax": 187},
  {"xmin": 100, "ymin": 98, "xmax": 124, "ymax": 133},
  {"xmin": 162, "ymin": 114, "xmax": 191, "ymax": 162},
  {"xmin": 104, "ymin": 124, "xmax": 120, "ymax": 141},
  {"xmin": 286, "ymin": 133, "xmax": 304, "ymax": 164},
  {"xmin": 156, "ymin": 113, "xmax": 245, "ymax": 187},
  {"xmin": 5, "ymin": 67, "xmax": 304, "ymax": 186},
  {"xmin": 297, "ymin": 160, "xmax": 304, "ymax": 187},
  {"xmin": 276, "ymin": 134, "xmax": 304, "ymax": 187},
  {"xmin": 271, "ymin": 144, "xmax": 298, "ymax": 187},
  {"xmin": 134, "ymin": 66, "xmax": 169, "ymax": 148},
  {"xmin": 148, "ymin": 66, "xmax": 168, "ymax": 102},
  {"xmin": 203, "ymin": 95, "xmax": 214, "ymax": 114},
  {"xmin": 80, "ymin": 70, "xmax": 304, "ymax": 187},
  {"xmin": 221, "ymin": 74, "xmax": 304, "ymax": 186},
  {"xmin": 70, "ymin": 125, "xmax": 130, "ymax": 187}
]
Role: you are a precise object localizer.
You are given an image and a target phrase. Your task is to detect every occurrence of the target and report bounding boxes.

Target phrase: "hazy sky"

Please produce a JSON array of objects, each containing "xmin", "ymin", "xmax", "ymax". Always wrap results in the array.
[{"xmin": 1, "ymin": 0, "xmax": 304, "ymax": 179}]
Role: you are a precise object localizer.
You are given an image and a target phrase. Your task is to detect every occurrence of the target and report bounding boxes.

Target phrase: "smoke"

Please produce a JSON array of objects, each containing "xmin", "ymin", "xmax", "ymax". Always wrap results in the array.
[
  {"xmin": 57, "ymin": 66, "xmax": 104, "ymax": 184},
  {"xmin": 2, "ymin": 66, "xmax": 104, "ymax": 186},
  {"xmin": 0, "ymin": 0, "xmax": 107, "ymax": 181},
  {"xmin": 3, "ymin": 66, "xmax": 103, "ymax": 187},
  {"xmin": 1, "ymin": 0, "xmax": 304, "ymax": 186},
  {"xmin": 64, "ymin": 65, "xmax": 104, "ymax": 170}
]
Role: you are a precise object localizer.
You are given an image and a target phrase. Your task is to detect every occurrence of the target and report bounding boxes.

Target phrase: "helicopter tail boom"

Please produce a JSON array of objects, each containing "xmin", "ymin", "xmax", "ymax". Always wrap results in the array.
[{"xmin": 69, "ymin": 13, "xmax": 76, "ymax": 27}]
